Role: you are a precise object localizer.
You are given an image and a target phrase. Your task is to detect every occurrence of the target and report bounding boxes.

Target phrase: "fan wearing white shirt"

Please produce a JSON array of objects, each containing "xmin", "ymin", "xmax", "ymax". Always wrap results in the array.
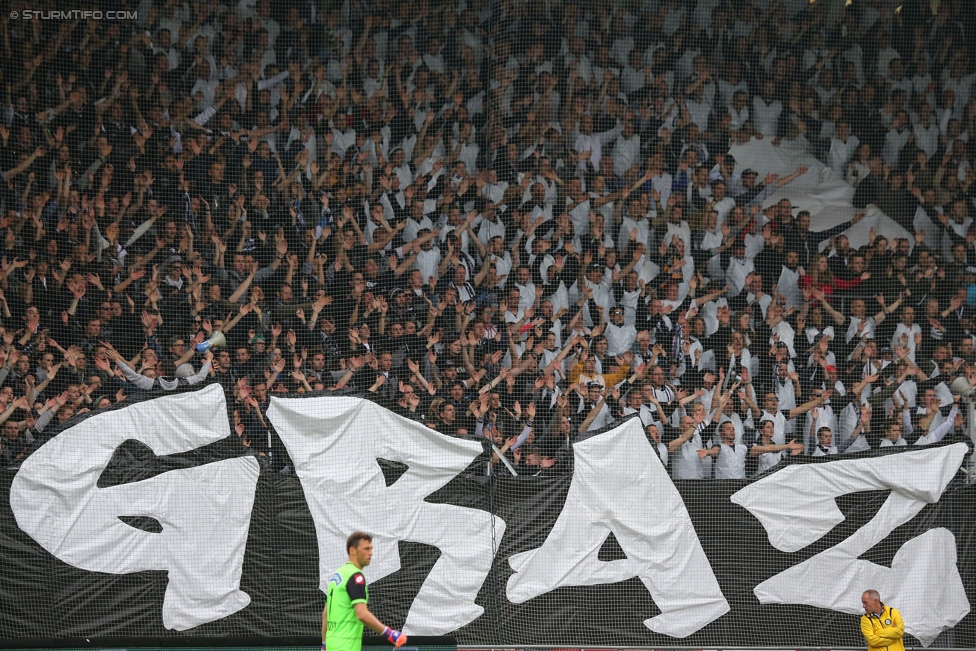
[
  {"xmin": 402, "ymin": 201, "xmax": 435, "ymax": 243},
  {"xmin": 610, "ymin": 271, "xmax": 643, "ymax": 327},
  {"xmin": 841, "ymin": 297, "xmax": 896, "ymax": 344},
  {"xmin": 879, "ymin": 415, "xmax": 908, "ymax": 448},
  {"xmin": 604, "ymin": 306, "xmax": 638, "ymax": 356},
  {"xmin": 647, "ymin": 423, "xmax": 675, "ymax": 470},
  {"xmin": 617, "ymin": 195, "xmax": 652, "ymax": 255},
  {"xmin": 439, "ymin": 206, "xmax": 474, "ymax": 258},
  {"xmin": 912, "ymin": 103, "xmax": 940, "ymax": 158},
  {"xmin": 811, "ymin": 427, "xmax": 839, "ymax": 456},
  {"xmin": 475, "ymin": 212, "xmax": 506, "ymax": 252},
  {"xmin": 410, "ymin": 230, "xmax": 442, "ymax": 285},
  {"xmin": 484, "ymin": 245, "xmax": 514, "ymax": 289},
  {"xmin": 683, "ymin": 78, "xmax": 713, "ymax": 133},
  {"xmin": 743, "ymin": 274, "xmax": 773, "ymax": 318},
  {"xmin": 753, "ymin": 419, "xmax": 804, "ymax": 476},
  {"xmin": 580, "ymin": 264, "xmax": 612, "ymax": 328},
  {"xmin": 620, "ymin": 50, "xmax": 648, "ymax": 95},
  {"xmin": 573, "ymin": 113, "xmax": 624, "ymax": 173},
  {"xmin": 913, "ymin": 404, "xmax": 960, "ymax": 446},
  {"xmin": 587, "ymin": 174, "xmax": 619, "ymax": 222},
  {"xmin": 481, "ymin": 170, "xmax": 509, "ymax": 204},
  {"xmin": 696, "ymin": 210, "xmax": 726, "ymax": 279},
  {"xmin": 758, "ymin": 388, "xmax": 824, "ymax": 445},
  {"xmin": 813, "ymin": 425, "xmax": 863, "ymax": 457},
  {"xmin": 777, "ymin": 250, "xmax": 804, "ymax": 310},
  {"xmin": 448, "ymin": 122, "xmax": 480, "ymax": 174},
  {"xmin": 533, "ymin": 158, "xmax": 560, "ymax": 206},
  {"xmin": 709, "ymin": 180, "xmax": 736, "ymax": 225},
  {"xmin": 723, "ymin": 240, "xmax": 754, "ymax": 298},
  {"xmin": 510, "ymin": 266, "xmax": 538, "ymax": 313},
  {"xmin": 610, "ymin": 120, "xmax": 642, "ymax": 178},
  {"xmin": 828, "ymin": 120, "xmax": 860, "ymax": 178},
  {"xmin": 890, "ymin": 305, "xmax": 922, "ymax": 363},
  {"xmin": 752, "ymin": 79, "xmax": 783, "ymax": 138},
  {"xmin": 654, "ymin": 201, "xmax": 693, "ymax": 258},
  {"xmin": 726, "ymin": 90, "xmax": 752, "ymax": 133},
  {"xmin": 502, "ymin": 287, "xmax": 527, "ymax": 327},
  {"xmin": 700, "ymin": 421, "xmax": 751, "ymax": 479},
  {"xmin": 671, "ymin": 405, "xmax": 711, "ymax": 480},
  {"xmin": 577, "ymin": 383, "xmax": 613, "ymax": 432},
  {"xmin": 717, "ymin": 61, "xmax": 749, "ymax": 107}
]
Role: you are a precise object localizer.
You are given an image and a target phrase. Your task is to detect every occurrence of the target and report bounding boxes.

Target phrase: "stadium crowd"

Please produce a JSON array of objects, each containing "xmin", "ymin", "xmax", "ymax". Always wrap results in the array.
[{"xmin": 0, "ymin": 0, "xmax": 972, "ymax": 479}]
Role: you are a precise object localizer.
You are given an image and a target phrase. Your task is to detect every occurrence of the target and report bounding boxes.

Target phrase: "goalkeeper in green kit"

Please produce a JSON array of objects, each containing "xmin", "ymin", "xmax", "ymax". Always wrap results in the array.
[{"xmin": 322, "ymin": 532, "xmax": 408, "ymax": 651}]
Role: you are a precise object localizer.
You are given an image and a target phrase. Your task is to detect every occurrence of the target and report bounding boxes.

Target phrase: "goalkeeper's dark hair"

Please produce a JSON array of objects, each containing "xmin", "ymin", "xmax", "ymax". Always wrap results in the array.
[{"xmin": 346, "ymin": 531, "xmax": 373, "ymax": 553}]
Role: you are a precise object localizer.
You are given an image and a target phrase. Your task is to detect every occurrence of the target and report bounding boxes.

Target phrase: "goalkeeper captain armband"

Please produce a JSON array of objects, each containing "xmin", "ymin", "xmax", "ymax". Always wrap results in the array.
[{"xmin": 383, "ymin": 627, "xmax": 408, "ymax": 648}]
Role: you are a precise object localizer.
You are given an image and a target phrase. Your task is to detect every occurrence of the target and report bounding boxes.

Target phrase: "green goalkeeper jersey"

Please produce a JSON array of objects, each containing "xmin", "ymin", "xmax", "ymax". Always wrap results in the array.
[{"xmin": 326, "ymin": 562, "xmax": 369, "ymax": 651}]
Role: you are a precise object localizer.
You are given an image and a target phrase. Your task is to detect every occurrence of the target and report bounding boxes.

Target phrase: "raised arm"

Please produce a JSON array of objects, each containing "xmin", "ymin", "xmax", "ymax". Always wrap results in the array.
[
  {"xmin": 671, "ymin": 411, "xmax": 705, "ymax": 451},
  {"xmin": 787, "ymin": 391, "xmax": 829, "ymax": 419},
  {"xmin": 578, "ymin": 395, "xmax": 606, "ymax": 432},
  {"xmin": 750, "ymin": 438, "xmax": 804, "ymax": 456},
  {"xmin": 810, "ymin": 287, "xmax": 846, "ymax": 325}
]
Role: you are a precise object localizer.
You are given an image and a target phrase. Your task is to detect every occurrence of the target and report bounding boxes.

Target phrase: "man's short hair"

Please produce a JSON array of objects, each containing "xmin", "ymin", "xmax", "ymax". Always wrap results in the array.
[{"xmin": 346, "ymin": 531, "xmax": 373, "ymax": 553}]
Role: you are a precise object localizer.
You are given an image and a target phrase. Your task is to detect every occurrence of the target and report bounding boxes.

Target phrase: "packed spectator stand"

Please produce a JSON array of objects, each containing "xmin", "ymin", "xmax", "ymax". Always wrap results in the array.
[{"xmin": 0, "ymin": 0, "xmax": 973, "ymax": 480}]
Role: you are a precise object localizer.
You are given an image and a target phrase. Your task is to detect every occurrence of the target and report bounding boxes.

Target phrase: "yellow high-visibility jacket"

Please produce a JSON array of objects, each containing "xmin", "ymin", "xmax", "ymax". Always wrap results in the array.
[{"xmin": 860, "ymin": 604, "xmax": 905, "ymax": 651}]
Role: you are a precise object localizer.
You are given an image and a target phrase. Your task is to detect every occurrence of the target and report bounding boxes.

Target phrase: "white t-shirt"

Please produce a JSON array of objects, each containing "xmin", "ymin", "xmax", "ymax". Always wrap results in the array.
[
  {"xmin": 672, "ymin": 425, "xmax": 706, "ymax": 480},
  {"xmin": 713, "ymin": 441, "xmax": 749, "ymax": 479},
  {"xmin": 604, "ymin": 322, "xmax": 637, "ymax": 356},
  {"xmin": 755, "ymin": 445, "xmax": 784, "ymax": 475},
  {"xmin": 879, "ymin": 437, "xmax": 907, "ymax": 448}
]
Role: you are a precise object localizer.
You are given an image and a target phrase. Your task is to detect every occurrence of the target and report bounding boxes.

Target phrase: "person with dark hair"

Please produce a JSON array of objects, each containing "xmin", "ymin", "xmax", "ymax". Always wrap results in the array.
[{"xmin": 322, "ymin": 531, "xmax": 407, "ymax": 651}]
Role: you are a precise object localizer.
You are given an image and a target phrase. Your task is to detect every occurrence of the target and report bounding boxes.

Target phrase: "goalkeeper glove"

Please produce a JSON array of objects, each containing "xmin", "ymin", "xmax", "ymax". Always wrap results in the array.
[
  {"xmin": 322, "ymin": 645, "xmax": 327, "ymax": 651},
  {"xmin": 383, "ymin": 627, "xmax": 407, "ymax": 648}
]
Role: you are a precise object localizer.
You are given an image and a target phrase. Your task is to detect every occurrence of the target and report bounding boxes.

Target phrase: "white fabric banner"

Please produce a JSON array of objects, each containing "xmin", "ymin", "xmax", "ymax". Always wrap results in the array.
[
  {"xmin": 10, "ymin": 384, "xmax": 260, "ymax": 631},
  {"xmin": 732, "ymin": 443, "xmax": 970, "ymax": 646},
  {"xmin": 728, "ymin": 139, "xmax": 913, "ymax": 250},
  {"xmin": 506, "ymin": 417, "xmax": 730, "ymax": 638},
  {"xmin": 5, "ymin": 389, "xmax": 969, "ymax": 642},
  {"xmin": 267, "ymin": 395, "xmax": 506, "ymax": 636}
]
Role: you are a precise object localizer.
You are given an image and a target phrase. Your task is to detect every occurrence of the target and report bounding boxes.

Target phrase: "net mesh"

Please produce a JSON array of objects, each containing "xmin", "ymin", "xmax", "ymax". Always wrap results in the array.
[{"xmin": 0, "ymin": 0, "xmax": 974, "ymax": 648}]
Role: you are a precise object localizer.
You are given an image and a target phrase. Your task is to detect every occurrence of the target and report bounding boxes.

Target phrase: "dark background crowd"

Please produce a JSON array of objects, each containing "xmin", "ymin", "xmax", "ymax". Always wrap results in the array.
[{"xmin": 0, "ymin": 0, "xmax": 973, "ymax": 480}]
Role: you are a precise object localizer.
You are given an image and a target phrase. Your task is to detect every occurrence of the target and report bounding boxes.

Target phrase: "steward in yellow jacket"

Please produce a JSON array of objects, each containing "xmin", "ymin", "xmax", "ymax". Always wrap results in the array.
[{"xmin": 860, "ymin": 590, "xmax": 905, "ymax": 651}]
